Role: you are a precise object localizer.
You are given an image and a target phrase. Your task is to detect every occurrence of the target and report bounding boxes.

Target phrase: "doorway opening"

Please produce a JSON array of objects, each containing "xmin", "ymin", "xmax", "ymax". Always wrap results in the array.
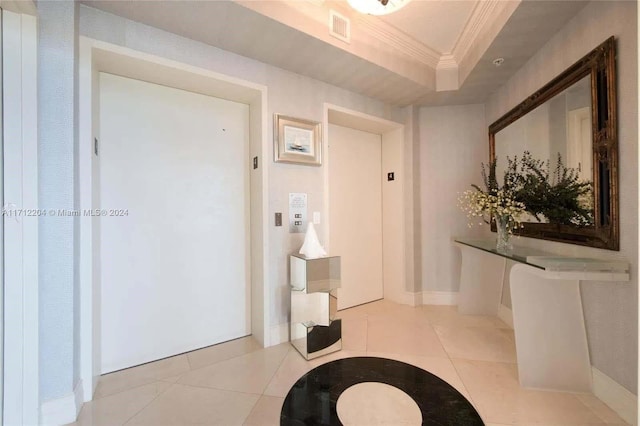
[
  {"xmin": 79, "ymin": 39, "xmax": 270, "ymax": 401},
  {"xmin": 324, "ymin": 105, "xmax": 406, "ymax": 310}
]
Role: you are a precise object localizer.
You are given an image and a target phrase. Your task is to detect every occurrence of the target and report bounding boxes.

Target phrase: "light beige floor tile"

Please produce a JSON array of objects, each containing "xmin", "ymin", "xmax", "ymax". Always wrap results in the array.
[
  {"xmin": 159, "ymin": 374, "xmax": 183, "ymax": 384},
  {"xmin": 349, "ymin": 299, "xmax": 390, "ymax": 315},
  {"xmin": 187, "ymin": 336, "xmax": 262, "ymax": 371},
  {"xmin": 367, "ymin": 301, "xmax": 432, "ymax": 325},
  {"xmin": 421, "ymin": 305, "xmax": 509, "ymax": 329},
  {"xmin": 262, "ymin": 349, "xmax": 314, "ymax": 398},
  {"xmin": 575, "ymin": 393, "xmax": 630, "ymax": 424},
  {"xmin": 471, "ymin": 388, "xmax": 605, "ymax": 425},
  {"xmin": 341, "ymin": 317, "xmax": 368, "ymax": 351},
  {"xmin": 367, "ymin": 352, "xmax": 471, "ymax": 399},
  {"xmin": 453, "ymin": 359, "xmax": 602, "ymax": 426},
  {"xmin": 74, "ymin": 381, "xmax": 171, "ymax": 426},
  {"xmin": 451, "ymin": 358, "xmax": 520, "ymax": 395},
  {"xmin": 95, "ymin": 355, "xmax": 191, "ymax": 399},
  {"xmin": 308, "ymin": 350, "xmax": 368, "ymax": 368},
  {"xmin": 243, "ymin": 395, "xmax": 284, "ymax": 426},
  {"xmin": 73, "ymin": 299, "xmax": 614, "ymax": 426},
  {"xmin": 263, "ymin": 348, "xmax": 366, "ymax": 397},
  {"xmin": 178, "ymin": 343, "xmax": 290, "ymax": 394},
  {"xmin": 367, "ymin": 316, "xmax": 448, "ymax": 358},
  {"xmin": 335, "ymin": 306, "xmax": 368, "ymax": 321},
  {"xmin": 126, "ymin": 383, "xmax": 259, "ymax": 425},
  {"xmin": 434, "ymin": 325, "xmax": 517, "ymax": 363},
  {"xmin": 336, "ymin": 382, "xmax": 422, "ymax": 425}
]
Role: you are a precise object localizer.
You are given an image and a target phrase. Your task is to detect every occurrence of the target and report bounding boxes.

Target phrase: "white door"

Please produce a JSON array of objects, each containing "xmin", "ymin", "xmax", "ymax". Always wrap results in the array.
[
  {"xmin": 99, "ymin": 73, "xmax": 250, "ymax": 373},
  {"xmin": 329, "ymin": 124, "xmax": 384, "ymax": 310}
]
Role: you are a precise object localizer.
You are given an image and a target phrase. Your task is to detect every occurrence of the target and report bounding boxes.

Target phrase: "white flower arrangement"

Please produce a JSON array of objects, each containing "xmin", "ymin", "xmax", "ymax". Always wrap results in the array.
[
  {"xmin": 458, "ymin": 188, "xmax": 526, "ymax": 233},
  {"xmin": 458, "ymin": 157, "xmax": 526, "ymax": 236}
]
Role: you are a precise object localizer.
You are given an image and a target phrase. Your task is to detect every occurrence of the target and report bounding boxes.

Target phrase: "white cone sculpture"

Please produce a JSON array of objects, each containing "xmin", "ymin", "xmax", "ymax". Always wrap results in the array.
[{"xmin": 299, "ymin": 222, "xmax": 327, "ymax": 258}]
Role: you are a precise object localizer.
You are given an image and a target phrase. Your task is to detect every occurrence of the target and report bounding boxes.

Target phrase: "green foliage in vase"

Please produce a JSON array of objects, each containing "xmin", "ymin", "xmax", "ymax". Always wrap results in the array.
[
  {"xmin": 474, "ymin": 154, "xmax": 524, "ymax": 198},
  {"xmin": 512, "ymin": 151, "xmax": 594, "ymax": 226}
]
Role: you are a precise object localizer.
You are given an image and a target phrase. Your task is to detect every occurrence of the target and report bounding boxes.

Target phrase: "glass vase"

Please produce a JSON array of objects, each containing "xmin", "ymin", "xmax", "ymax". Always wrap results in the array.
[{"xmin": 495, "ymin": 215, "xmax": 512, "ymax": 252}]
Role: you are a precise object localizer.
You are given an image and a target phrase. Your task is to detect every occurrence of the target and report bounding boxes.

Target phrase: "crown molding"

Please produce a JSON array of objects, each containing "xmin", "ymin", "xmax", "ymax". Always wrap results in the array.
[
  {"xmin": 450, "ymin": 1, "xmax": 501, "ymax": 61},
  {"xmin": 354, "ymin": 0, "xmax": 517, "ymax": 91},
  {"xmin": 237, "ymin": 0, "xmax": 517, "ymax": 94},
  {"xmin": 355, "ymin": 14, "xmax": 441, "ymax": 68},
  {"xmin": 436, "ymin": 54, "xmax": 457, "ymax": 70},
  {"xmin": 435, "ymin": 54, "xmax": 459, "ymax": 91},
  {"xmin": 449, "ymin": 0, "xmax": 520, "ymax": 85}
]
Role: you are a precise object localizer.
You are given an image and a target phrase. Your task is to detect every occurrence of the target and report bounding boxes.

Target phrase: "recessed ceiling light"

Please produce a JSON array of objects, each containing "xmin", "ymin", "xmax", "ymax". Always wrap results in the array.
[
  {"xmin": 347, "ymin": 0, "xmax": 411, "ymax": 16},
  {"xmin": 493, "ymin": 58, "xmax": 505, "ymax": 67}
]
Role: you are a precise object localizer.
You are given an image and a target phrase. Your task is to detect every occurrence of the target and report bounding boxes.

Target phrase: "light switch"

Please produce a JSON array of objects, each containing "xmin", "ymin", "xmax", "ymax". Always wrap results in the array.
[{"xmin": 313, "ymin": 211, "xmax": 321, "ymax": 224}]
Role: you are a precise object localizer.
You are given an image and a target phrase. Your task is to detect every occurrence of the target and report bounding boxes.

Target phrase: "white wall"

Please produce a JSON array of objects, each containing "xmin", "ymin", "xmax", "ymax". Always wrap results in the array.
[
  {"xmin": 37, "ymin": 0, "xmax": 80, "ymax": 402},
  {"xmin": 418, "ymin": 104, "xmax": 490, "ymax": 293},
  {"xmin": 485, "ymin": 0, "xmax": 638, "ymax": 394},
  {"xmin": 78, "ymin": 5, "xmax": 398, "ymax": 339},
  {"xmin": 381, "ymin": 127, "xmax": 406, "ymax": 303},
  {"xmin": 33, "ymin": 0, "xmax": 402, "ymax": 406}
]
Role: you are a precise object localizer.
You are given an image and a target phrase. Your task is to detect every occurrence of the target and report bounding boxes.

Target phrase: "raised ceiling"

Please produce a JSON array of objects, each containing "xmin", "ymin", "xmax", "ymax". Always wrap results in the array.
[
  {"xmin": 80, "ymin": 0, "xmax": 589, "ymax": 106},
  {"xmin": 379, "ymin": 0, "xmax": 477, "ymax": 54}
]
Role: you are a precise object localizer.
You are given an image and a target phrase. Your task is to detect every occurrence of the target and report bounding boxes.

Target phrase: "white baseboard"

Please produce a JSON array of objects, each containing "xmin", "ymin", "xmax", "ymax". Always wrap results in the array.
[
  {"xmin": 41, "ymin": 379, "xmax": 84, "ymax": 426},
  {"xmin": 591, "ymin": 367, "xmax": 637, "ymax": 425},
  {"xmin": 498, "ymin": 304, "xmax": 514, "ymax": 328},
  {"xmin": 421, "ymin": 291, "xmax": 459, "ymax": 305},
  {"xmin": 269, "ymin": 323, "xmax": 289, "ymax": 346},
  {"xmin": 401, "ymin": 291, "xmax": 459, "ymax": 306},
  {"xmin": 400, "ymin": 291, "xmax": 421, "ymax": 307}
]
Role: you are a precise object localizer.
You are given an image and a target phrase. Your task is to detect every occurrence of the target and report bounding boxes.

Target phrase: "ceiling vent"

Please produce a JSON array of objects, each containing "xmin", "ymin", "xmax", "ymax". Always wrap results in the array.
[{"xmin": 329, "ymin": 10, "xmax": 351, "ymax": 43}]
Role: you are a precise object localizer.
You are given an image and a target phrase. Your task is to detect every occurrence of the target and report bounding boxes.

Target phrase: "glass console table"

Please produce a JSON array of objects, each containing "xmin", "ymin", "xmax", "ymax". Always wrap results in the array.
[
  {"xmin": 453, "ymin": 238, "xmax": 629, "ymax": 393},
  {"xmin": 289, "ymin": 254, "xmax": 342, "ymax": 360}
]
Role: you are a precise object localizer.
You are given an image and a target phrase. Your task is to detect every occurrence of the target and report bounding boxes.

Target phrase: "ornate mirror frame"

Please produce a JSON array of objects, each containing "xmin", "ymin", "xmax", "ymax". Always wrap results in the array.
[{"xmin": 489, "ymin": 37, "xmax": 618, "ymax": 250}]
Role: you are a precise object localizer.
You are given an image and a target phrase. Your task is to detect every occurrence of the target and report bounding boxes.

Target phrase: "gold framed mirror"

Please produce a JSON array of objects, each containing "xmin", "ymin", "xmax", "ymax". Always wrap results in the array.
[{"xmin": 489, "ymin": 37, "xmax": 618, "ymax": 250}]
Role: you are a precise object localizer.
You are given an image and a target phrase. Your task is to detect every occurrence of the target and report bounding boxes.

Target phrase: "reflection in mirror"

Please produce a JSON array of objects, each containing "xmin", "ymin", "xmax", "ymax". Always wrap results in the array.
[{"xmin": 494, "ymin": 75, "xmax": 594, "ymax": 226}]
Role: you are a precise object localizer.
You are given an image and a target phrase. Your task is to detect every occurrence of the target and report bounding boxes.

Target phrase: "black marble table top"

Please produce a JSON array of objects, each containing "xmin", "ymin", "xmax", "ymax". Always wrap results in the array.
[{"xmin": 281, "ymin": 356, "xmax": 484, "ymax": 425}]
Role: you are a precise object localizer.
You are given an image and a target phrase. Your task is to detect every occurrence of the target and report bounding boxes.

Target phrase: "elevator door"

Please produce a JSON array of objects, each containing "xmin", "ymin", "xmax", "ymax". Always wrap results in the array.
[{"xmin": 329, "ymin": 124, "xmax": 384, "ymax": 310}]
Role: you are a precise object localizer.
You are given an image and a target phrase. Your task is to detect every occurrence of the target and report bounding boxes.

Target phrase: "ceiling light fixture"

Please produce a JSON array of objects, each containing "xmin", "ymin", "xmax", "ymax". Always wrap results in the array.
[
  {"xmin": 493, "ymin": 57, "xmax": 505, "ymax": 67},
  {"xmin": 347, "ymin": 0, "xmax": 411, "ymax": 16}
]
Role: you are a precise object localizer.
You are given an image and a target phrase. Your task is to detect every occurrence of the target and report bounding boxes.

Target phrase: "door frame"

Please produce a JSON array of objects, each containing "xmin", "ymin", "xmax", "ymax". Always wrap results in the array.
[
  {"xmin": 2, "ymin": 7, "xmax": 39, "ymax": 425},
  {"xmin": 323, "ymin": 104, "xmax": 408, "ymax": 306},
  {"xmin": 78, "ymin": 38, "xmax": 271, "ymax": 402}
]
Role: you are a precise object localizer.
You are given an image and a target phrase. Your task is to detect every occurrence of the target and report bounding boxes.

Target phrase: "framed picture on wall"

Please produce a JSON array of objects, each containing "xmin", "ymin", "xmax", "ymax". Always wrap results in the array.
[{"xmin": 274, "ymin": 114, "xmax": 322, "ymax": 166}]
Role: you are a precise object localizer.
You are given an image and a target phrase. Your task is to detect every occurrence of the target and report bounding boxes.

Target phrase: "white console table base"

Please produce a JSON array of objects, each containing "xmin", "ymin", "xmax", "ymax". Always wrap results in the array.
[
  {"xmin": 453, "ymin": 239, "xmax": 628, "ymax": 393},
  {"xmin": 511, "ymin": 264, "xmax": 592, "ymax": 392},
  {"xmin": 458, "ymin": 245, "xmax": 505, "ymax": 315}
]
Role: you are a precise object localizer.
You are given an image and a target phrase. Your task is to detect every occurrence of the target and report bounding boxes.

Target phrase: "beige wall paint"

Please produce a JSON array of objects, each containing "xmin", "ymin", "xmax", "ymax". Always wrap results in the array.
[
  {"xmin": 418, "ymin": 104, "xmax": 490, "ymax": 293},
  {"xmin": 79, "ymin": 5, "xmax": 399, "ymax": 333},
  {"xmin": 485, "ymin": 1, "xmax": 638, "ymax": 393}
]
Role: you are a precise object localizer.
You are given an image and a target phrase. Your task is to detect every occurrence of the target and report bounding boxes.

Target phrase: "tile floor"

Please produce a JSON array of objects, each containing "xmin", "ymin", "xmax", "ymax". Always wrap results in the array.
[{"xmin": 68, "ymin": 300, "xmax": 629, "ymax": 425}]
